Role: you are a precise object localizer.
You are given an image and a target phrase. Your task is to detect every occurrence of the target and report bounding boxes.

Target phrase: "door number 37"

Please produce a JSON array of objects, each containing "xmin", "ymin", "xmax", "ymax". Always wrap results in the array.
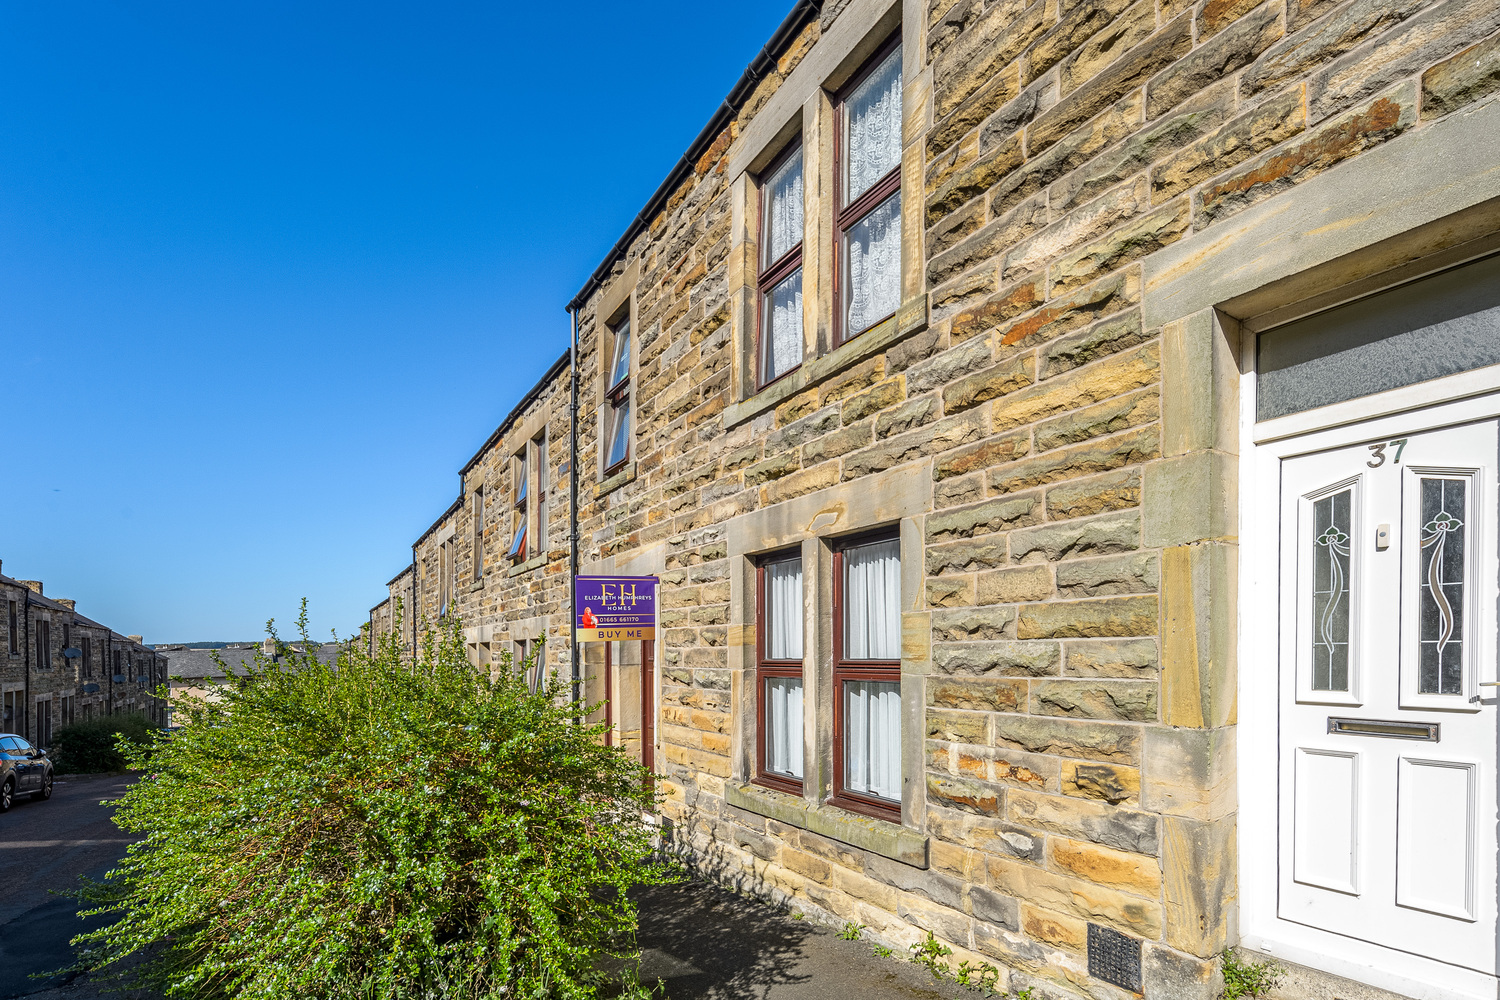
[{"xmin": 1367, "ymin": 439, "xmax": 1409, "ymax": 468}]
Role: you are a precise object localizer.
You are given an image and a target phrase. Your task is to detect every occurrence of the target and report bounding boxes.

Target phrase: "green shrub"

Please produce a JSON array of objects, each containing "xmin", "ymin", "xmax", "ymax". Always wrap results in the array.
[
  {"xmin": 50, "ymin": 712, "xmax": 158, "ymax": 774},
  {"xmin": 72, "ymin": 606, "xmax": 674, "ymax": 1000},
  {"xmin": 1221, "ymin": 949, "xmax": 1284, "ymax": 999}
]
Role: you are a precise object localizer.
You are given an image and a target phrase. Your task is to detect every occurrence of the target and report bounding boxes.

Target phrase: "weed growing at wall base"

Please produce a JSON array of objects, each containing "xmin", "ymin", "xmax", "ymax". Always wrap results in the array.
[{"xmin": 68, "ymin": 604, "xmax": 675, "ymax": 1000}]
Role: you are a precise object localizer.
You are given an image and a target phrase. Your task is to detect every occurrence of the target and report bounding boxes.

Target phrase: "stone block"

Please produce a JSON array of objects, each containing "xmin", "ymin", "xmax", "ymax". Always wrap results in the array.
[
  {"xmin": 1050, "ymin": 200, "xmax": 1191, "ymax": 295},
  {"xmin": 1161, "ymin": 308, "xmax": 1240, "ymax": 458},
  {"xmin": 1034, "ymin": 387, "xmax": 1160, "ymax": 452},
  {"xmin": 986, "ymin": 857, "xmax": 1163, "ymax": 937},
  {"xmin": 927, "ymin": 575, "xmax": 977, "ymax": 608},
  {"xmin": 1152, "ymin": 85, "xmax": 1305, "ymax": 204},
  {"xmin": 1064, "ymin": 638, "xmax": 1159, "ymax": 677},
  {"xmin": 949, "ymin": 276, "xmax": 1047, "ymax": 344},
  {"xmin": 1047, "ymin": 836, "xmax": 1162, "ymax": 895},
  {"xmin": 927, "ymin": 772, "xmax": 1005, "ymax": 815},
  {"xmin": 907, "ymin": 336, "xmax": 996, "ymax": 397},
  {"xmin": 1146, "ymin": 0, "xmax": 1283, "ymax": 118},
  {"xmin": 927, "ymin": 493, "xmax": 1041, "ymax": 542},
  {"xmin": 866, "ymin": 852, "xmax": 967, "ymax": 910},
  {"xmin": 971, "ymin": 885, "xmax": 1022, "ymax": 931},
  {"xmin": 932, "ymin": 639, "xmax": 1061, "ymax": 676},
  {"xmin": 933, "ymin": 428, "xmax": 1032, "ymax": 481},
  {"xmin": 1142, "ymin": 942, "xmax": 1219, "ymax": 1000},
  {"xmin": 994, "ymin": 342, "xmax": 1158, "ymax": 440},
  {"xmin": 841, "ymin": 378, "xmax": 906, "ymax": 426},
  {"xmin": 1159, "ymin": 543, "xmax": 1236, "ymax": 728},
  {"xmin": 1004, "ymin": 177, "xmax": 1151, "ymax": 283},
  {"xmin": 896, "ymin": 894, "xmax": 975, "ymax": 948},
  {"xmin": 1061, "ymin": 760, "xmax": 1141, "ymax": 805},
  {"xmin": 933, "ymin": 0, "xmax": 1051, "ymax": 121},
  {"xmin": 927, "ymin": 804, "xmax": 1048, "ymax": 861},
  {"xmin": 1026, "ymin": 14, "xmax": 1192, "ymax": 156},
  {"xmin": 977, "ymin": 564, "xmax": 1055, "ymax": 603},
  {"xmin": 1197, "ymin": 82, "xmax": 1417, "ymax": 228},
  {"xmin": 928, "ymin": 677, "xmax": 1028, "ymax": 712},
  {"xmin": 927, "ymin": 537, "xmax": 1009, "ymax": 576},
  {"xmin": 944, "ymin": 354, "xmax": 1037, "ymax": 414},
  {"xmin": 990, "ymin": 427, "xmax": 1158, "ymax": 497},
  {"xmin": 1161, "ymin": 815, "xmax": 1236, "ymax": 958},
  {"xmin": 1141, "ymin": 451, "xmax": 1236, "ymax": 548},
  {"xmin": 1016, "ymin": 595, "xmax": 1158, "ymax": 640},
  {"xmin": 932, "ymin": 605, "xmax": 1018, "ymax": 642},
  {"xmin": 803, "ymin": 421, "xmax": 874, "ymax": 467},
  {"xmin": 1021, "ymin": 903, "xmax": 1088, "ymax": 952},
  {"xmin": 1010, "ymin": 510, "xmax": 1141, "ymax": 563},
  {"xmin": 1055, "ymin": 551, "xmax": 1158, "ymax": 597},
  {"xmin": 1059, "ymin": 0, "xmax": 1157, "ymax": 95},
  {"xmin": 1423, "ymin": 30, "xmax": 1500, "ymax": 118},
  {"xmin": 973, "ymin": 921, "xmax": 1059, "ymax": 971},
  {"xmin": 876, "ymin": 395, "xmax": 941, "ymax": 439},
  {"xmin": 1028, "ymin": 0, "xmax": 1136, "ymax": 84},
  {"xmin": 1045, "ymin": 468, "xmax": 1143, "ymax": 521},
  {"xmin": 927, "ymin": 708, "xmax": 993, "ymax": 743},
  {"xmin": 1142, "ymin": 726, "xmax": 1236, "ymax": 822},
  {"xmin": 928, "ymin": 196, "xmax": 1048, "ymax": 287},
  {"xmin": 1241, "ymin": 0, "xmax": 1427, "ymax": 98},
  {"xmin": 928, "ymin": 131, "xmax": 1026, "ymax": 227},
  {"xmin": 1007, "ymin": 788, "xmax": 1159, "ymax": 854},
  {"xmin": 929, "ymin": 61, "xmax": 1022, "ymax": 159},
  {"xmin": 992, "ymin": 267, "xmax": 1140, "ymax": 352},
  {"xmin": 743, "ymin": 450, "xmax": 800, "ymax": 487},
  {"xmin": 1031, "ymin": 679, "xmax": 1157, "ymax": 722},
  {"xmin": 831, "ymin": 865, "xmax": 901, "ymax": 912},
  {"xmin": 993, "ymin": 715, "xmax": 1142, "ymax": 763}
]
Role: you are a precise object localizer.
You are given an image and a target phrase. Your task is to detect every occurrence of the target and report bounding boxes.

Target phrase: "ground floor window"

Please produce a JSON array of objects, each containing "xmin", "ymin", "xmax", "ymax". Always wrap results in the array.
[
  {"xmin": 833, "ymin": 533, "xmax": 901, "ymax": 819},
  {"xmin": 35, "ymin": 699, "xmax": 52, "ymax": 748},
  {"xmin": 756, "ymin": 551, "xmax": 804, "ymax": 792}
]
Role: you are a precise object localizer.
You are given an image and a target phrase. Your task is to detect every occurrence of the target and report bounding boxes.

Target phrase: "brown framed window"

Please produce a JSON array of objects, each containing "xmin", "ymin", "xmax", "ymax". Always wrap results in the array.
[
  {"xmin": 472, "ymin": 487, "xmax": 485, "ymax": 581},
  {"xmin": 755, "ymin": 551, "xmax": 805, "ymax": 793},
  {"xmin": 508, "ymin": 452, "xmax": 527, "ymax": 560},
  {"xmin": 533, "ymin": 433, "xmax": 548, "ymax": 557},
  {"xmin": 603, "ymin": 316, "xmax": 632, "ymax": 474},
  {"xmin": 834, "ymin": 38, "xmax": 903, "ymax": 346},
  {"xmin": 37, "ymin": 620, "xmax": 51, "ymax": 670},
  {"xmin": 757, "ymin": 142, "xmax": 805, "ymax": 388},
  {"xmin": 831, "ymin": 531, "xmax": 902, "ymax": 820}
]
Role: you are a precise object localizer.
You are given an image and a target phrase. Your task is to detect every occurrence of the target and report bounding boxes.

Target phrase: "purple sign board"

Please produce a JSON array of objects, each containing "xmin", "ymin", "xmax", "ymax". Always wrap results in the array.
[{"xmin": 575, "ymin": 575, "xmax": 657, "ymax": 642}]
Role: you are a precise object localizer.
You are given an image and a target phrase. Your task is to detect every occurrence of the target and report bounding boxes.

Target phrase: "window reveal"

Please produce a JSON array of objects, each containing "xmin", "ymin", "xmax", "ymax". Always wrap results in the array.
[{"xmin": 836, "ymin": 42, "xmax": 903, "ymax": 344}]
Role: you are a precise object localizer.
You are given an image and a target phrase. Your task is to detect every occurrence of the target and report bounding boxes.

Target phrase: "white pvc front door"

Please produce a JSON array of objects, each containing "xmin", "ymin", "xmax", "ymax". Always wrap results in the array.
[{"xmin": 1278, "ymin": 417, "xmax": 1499, "ymax": 974}]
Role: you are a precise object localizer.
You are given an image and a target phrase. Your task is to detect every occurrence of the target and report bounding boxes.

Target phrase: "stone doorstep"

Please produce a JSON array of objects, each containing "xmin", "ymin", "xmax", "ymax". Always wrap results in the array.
[
  {"xmin": 1243, "ymin": 949, "xmax": 1420, "ymax": 1000},
  {"xmin": 725, "ymin": 781, "xmax": 930, "ymax": 869}
]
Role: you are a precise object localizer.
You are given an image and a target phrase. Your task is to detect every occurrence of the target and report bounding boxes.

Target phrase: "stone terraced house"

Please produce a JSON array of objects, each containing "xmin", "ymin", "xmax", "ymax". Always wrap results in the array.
[
  {"xmin": 0, "ymin": 561, "xmax": 168, "ymax": 746},
  {"xmin": 370, "ymin": 1, "xmax": 1500, "ymax": 997}
]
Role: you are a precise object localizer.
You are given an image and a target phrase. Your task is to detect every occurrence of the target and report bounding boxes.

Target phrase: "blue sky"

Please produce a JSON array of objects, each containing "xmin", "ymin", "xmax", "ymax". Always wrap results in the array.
[{"xmin": 1, "ymin": 1, "xmax": 790, "ymax": 643}]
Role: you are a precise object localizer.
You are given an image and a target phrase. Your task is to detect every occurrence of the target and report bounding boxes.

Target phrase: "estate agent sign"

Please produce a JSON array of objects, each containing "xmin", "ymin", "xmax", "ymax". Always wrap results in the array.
[{"xmin": 574, "ymin": 576, "xmax": 657, "ymax": 642}]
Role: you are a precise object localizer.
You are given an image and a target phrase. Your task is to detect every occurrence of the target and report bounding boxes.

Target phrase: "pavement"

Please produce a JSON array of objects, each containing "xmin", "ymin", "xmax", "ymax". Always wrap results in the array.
[
  {"xmin": 0, "ymin": 773, "xmax": 149, "ymax": 1000},
  {"xmin": 0, "ymin": 775, "xmax": 971, "ymax": 1000}
]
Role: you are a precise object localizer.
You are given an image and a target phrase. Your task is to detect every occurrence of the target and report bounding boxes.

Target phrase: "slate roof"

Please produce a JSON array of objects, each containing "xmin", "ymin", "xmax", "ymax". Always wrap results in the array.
[{"xmin": 158, "ymin": 642, "xmax": 342, "ymax": 681}]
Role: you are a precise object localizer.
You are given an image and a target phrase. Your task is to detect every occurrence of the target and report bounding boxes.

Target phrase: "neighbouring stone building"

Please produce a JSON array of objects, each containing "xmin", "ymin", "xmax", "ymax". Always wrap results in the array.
[
  {"xmin": 0, "ymin": 561, "xmax": 168, "ymax": 746},
  {"xmin": 372, "ymin": 1, "xmax": 1500, "ymax": 997}
]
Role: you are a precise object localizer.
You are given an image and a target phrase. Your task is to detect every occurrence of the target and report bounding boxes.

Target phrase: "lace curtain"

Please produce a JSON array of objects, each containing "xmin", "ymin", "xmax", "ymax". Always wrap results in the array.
[
  {"xmin": 765, "ymin": 270, "xmax": 803, "ymax": 381},
  {"xmin": 844, "ymin": 191, "xmax": 901, "ymax": 336},
  {"xmin": 764, "ymin": 147, "xmax": 803, "ymax": 266},
  {"xmin": 844, "ymin": 48, "xmax": 902, "ymax": 204},
  {"xmin": 844, "ymin": 537, "xmax": 900, "ymax": 659},
  {"xmin": 767, "ymin": 557, "xmax": 803, "ymax": 659},
  {"xmin": 766, "ymin": 677, "xmax": 804, "ymax": 777},
  {"xmin": 845, "ymin": 680, "xmax": 900, "ymax": 799}
]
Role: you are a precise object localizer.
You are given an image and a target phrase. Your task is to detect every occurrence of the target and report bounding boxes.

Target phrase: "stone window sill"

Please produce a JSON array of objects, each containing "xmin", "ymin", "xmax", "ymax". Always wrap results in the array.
[
  {"xmin": 467, "ymin": 579, "xmax": 485, "ymax": 593},
  {"xmin": 596, "ymin": 462, "xmax": 637, "ymax": 498},
  {"xmin": 723, "ymin": 295, "xmax": 928, "ymax": 431},
  {"xmin": 725, "ymin": 781, "xmax": 928, "ymax": 869},
  {"xmin": 507, "ymin": 554, "xmax": 548, "ymax": 578}
]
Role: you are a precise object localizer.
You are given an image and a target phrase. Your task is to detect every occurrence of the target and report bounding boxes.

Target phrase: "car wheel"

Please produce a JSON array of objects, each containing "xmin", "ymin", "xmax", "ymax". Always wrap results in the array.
[
  {"xmin": 0, "ymin": 777, "xmax": 12, "ymax": 812},
  {"xmin": 33, "ymin": 772, "xmax": 52, "ymax": 801}
]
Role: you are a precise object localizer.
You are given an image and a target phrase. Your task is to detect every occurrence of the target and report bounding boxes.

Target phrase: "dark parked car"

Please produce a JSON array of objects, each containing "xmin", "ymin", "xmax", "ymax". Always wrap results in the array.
[{"xmin": 0, "ymin": 734, "xmax": 53, "ymax": 810}]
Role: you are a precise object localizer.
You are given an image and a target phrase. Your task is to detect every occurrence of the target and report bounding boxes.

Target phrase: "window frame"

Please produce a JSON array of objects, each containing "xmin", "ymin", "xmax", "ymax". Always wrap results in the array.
[
  {"xmin": 472, "ymin": 487, "xmax": 485, "ymax": 583},
  {"xmin": 604, "ymin": 315, "xmax": 632, "ymax": 476},
  {"xmin": 755, "ymin": 139, "xmax": 806, "ymax": 391},
  {"xmin": 510, "ymin": 451, "xmax": 528, "ymax": 562},
  {"xmin": 7, "ymin": 600, "xmax": 15, "ymax": 655},
  {"xmin": 532, "ymin": 433, "xmax": 549, "ymax": 557},
  {"xmin": 832, "ymin": 35, "xmax": 904, "ymax": 349},
  {"xmin": 754, "ymin": 550, "xmax": 805, "ymax": 795},
  {"xmin": 830, "ymin": 528, "xmax": 903, "ymax": 822},
  {"xmin": 37, "ymin": 620, "xmax": 51, "ymax": 670}
]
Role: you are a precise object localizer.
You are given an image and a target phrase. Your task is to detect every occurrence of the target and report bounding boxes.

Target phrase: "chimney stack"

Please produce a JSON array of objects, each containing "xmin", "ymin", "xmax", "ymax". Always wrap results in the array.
[
  {"xmin": 127, "ymin": 634, "xmax": 143, "ymax": 644},
  {"xmin": 56, "ymin": 598, "xmax": 76, "ymax": 611},
  {"xmin": 20, "ymin": 580, "xmax": 42, "ymax": 595}
]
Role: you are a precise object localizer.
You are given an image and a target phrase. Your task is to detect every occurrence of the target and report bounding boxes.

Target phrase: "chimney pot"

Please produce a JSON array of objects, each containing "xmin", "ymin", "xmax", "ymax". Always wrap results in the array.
[{"xmin": 19, "ymin": 580, "xmax": 42, "ymax": 596}]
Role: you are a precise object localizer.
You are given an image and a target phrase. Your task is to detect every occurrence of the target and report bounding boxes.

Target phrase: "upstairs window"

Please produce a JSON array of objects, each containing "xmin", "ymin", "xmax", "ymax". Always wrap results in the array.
[
  {"xmin": 533, "ymin": 433, "xmax": 549, "ymax": 557},
  {"xmin": 82, "ymin": 638, "xmax": 92, "ymax": 678},
  {"xmin": 836, "ymin": 41, "xmax": 903, "ymax": 344},
  {"xmin": 758, "ymin": 143, "xmax": 804, "ymax": 387},
  {"xmin": 604, "ymin": 316, "xmax": 632, "ymax": 473},
  {"xmin": 7, "ymin": 600, "xmax": 15, "ymax": 654},
  {"xmin": 37, "ymin": 620, "xmax": 51, "ymax": 669},
  {"xmin": 509, "ymin": 453, "xmax": 528, "ymax": 560},
  {"xmin": 472, "ymin": 487, "xmax": 486, "ymax": 582}
]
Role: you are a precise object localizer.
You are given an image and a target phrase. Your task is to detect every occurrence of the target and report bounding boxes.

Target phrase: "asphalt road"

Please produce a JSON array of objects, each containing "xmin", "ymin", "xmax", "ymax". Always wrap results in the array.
[{"xmin": 0, "ymin": 773, "xmax": 139, "ymax": 999}]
